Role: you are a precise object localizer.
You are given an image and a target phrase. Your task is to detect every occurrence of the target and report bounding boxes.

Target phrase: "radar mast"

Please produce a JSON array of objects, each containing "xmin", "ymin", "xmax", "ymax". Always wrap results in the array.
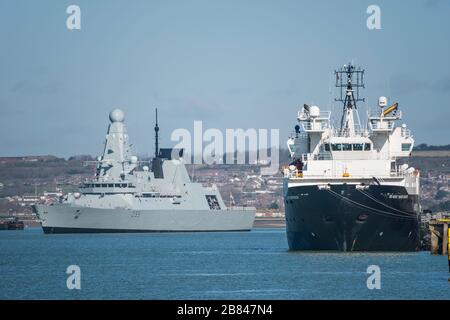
[
  {"xmin": 154, "ymin": 108, "xmax": 159, "ymax": 158},
  {"xmin": 335, "ymin": 63, "xmax": 365, "ymax": 136}
]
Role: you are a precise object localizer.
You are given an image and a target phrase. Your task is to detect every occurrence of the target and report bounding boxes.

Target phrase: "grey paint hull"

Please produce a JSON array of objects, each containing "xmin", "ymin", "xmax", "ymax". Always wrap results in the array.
[{"xmin": 34, "ymin": 204, "xmax": 255, "ymax": 233}]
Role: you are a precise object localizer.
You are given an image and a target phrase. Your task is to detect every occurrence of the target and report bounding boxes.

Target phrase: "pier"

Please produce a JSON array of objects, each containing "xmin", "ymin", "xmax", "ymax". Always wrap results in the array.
[{"xmin": 429, "ymin": 218, "xmax": 450, "ymax": 255}]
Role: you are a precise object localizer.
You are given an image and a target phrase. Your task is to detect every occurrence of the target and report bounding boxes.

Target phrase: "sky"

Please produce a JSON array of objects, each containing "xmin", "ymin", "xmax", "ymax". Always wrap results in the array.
[{"xmin": 0, "ymin": 0, "xmax": 449, "ymax": 158}]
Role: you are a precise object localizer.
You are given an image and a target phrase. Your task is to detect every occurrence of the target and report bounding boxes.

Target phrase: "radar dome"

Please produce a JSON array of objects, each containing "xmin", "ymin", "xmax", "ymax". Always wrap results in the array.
[
  {"xmin": 109, "ymin": 109, "xmax": 125, "ymax": 123},
  {"xmin": 378, "ymin": 96, "xmax": 388, "ymax": 108},
  {"xmin": 309, "ymin": 106, "xmax": 320, "ymax": 118},
  {"xmin": 130, "ymin": 156, "xmax": 138, "ymax": 164}
]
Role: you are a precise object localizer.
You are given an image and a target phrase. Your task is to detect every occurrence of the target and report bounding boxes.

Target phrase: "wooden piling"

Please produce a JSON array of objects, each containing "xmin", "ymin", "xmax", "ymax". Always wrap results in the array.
[
  {"xmin": 430, "ymin": 224, "xmax": 440, "ymax": 254},
  {"xmin": 429, "ymin": 219, "xmax": 450, "ymax": 255},
  {"xmin": 443, "ymin": 223, "xmax": 448, "ymax": 256}
]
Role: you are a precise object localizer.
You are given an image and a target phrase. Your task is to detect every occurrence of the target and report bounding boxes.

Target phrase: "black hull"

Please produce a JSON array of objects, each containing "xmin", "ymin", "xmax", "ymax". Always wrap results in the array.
[
  {"xmin": 285, "ymin": 184, "xmax": 420, "ymax": 251},
  {"xmin": 42, "ymin": 227, "xmax": 251, "ymax": 234}
]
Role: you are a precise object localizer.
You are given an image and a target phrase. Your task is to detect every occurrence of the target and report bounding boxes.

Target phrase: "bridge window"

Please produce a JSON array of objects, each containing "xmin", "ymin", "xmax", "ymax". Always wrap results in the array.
[
  {"xmin": 324, "ymin": 144, "xmax": 331, "ymax": 151},
  {"xmin": 401, "ymin": 143, "xmax": 411, "ymax": 152},
  {"xmin": 342, "ymin": 144, "xmax": 352, "ymax": 151},
  {"xmin": 331, "ymin": 144, "xmax": 342, "ymax": 151},
  {"xmin": 331, "ymin": 143, "xmax": 371, "ymax": 151}
]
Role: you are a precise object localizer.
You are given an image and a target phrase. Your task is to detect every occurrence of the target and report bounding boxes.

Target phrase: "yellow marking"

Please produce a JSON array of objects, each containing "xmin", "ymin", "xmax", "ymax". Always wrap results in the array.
[
  {"xmin": 382, "ymin": 102, "xmax": 398, "ymax": 116},
  {"xmin": 342, "ymin": 168, "xmax": 350, "ymax": 178}
]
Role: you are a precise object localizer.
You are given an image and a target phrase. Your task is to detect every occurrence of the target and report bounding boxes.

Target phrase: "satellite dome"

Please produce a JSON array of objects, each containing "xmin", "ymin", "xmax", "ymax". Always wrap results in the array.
[
  {"xmin": 130, "ymin": 156, "xmax": 138, "ymax": 164},
  {"xmin": 378, "ymin": 96, "xmax": 388, "ymax": 108},
  {"xmin": 109, "ymin": 109, "xmax": 125, "ymax": 123},
  {"xmin": 309, "ymin": 106, "xmax": 320, "ymax": 118}
]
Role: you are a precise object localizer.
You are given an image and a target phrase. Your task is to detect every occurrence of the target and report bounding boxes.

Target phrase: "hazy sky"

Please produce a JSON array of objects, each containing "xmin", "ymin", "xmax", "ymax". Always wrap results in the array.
[{"xmin": 1, "ymin": 0, "xmax": 449, "ymax": 157}]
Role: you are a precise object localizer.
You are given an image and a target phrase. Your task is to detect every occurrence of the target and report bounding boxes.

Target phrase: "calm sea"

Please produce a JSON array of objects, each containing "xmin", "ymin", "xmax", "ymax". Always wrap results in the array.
[{"xmin": 0, "ymin": 228, "xmax": 449, "ymax": 300}]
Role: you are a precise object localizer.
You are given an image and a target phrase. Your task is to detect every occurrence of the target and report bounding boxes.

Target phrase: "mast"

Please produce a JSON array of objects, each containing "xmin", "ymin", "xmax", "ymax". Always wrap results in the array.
[
  {"xmin": 154, "ymin": 108, "xmax": 159, "ymax": 158},
  {"xmin": 335, "ymin": 63, "xmax": 365, "ymax": 136}
]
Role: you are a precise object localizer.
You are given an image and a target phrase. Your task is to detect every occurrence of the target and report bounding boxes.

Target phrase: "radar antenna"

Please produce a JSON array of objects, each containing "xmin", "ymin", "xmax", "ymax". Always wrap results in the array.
[
  {"xmin": 154, "ymin": 108, "xmax": 159, "ymax": 158},
  {"xmin": 335, "ymin": 63, "xmax": 365, "ymax": 136}
]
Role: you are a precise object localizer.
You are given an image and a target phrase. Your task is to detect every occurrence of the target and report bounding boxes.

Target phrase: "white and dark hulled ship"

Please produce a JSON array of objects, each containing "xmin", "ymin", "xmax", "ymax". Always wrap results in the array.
[
  {"xmin": 34, "ymin": 109, "xmax": 255, "ymax": 233},
  {"xmin": 283, "ymin": 64, "xmax": 420, "ymax": 251}
]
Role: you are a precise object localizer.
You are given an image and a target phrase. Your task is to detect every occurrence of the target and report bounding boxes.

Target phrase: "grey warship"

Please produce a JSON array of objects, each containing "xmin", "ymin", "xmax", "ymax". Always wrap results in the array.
[{"xmin": 34, "ymin": 109, "xmax": 255, "ymax": 233}]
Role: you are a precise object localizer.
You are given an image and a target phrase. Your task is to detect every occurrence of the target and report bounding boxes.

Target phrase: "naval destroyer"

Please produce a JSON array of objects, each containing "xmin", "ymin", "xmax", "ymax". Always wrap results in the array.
[
  {"xmin": 283, "ymin": 64, "xmax": 420, "ymax": 251},
  {"xmin": 34, "ymin": 109, "xmax": 255, "ymax": 233}
]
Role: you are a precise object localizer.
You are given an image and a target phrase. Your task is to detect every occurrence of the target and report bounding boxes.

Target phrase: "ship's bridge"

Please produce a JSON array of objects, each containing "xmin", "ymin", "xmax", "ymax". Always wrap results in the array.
[{"xmin": 320, "ymin": 136, "xmax": 374, "ymax": 161}]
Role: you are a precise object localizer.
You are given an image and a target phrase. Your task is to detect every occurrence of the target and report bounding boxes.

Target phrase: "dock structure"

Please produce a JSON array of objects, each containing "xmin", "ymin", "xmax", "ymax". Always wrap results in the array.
[{"xmin": 429, "ymin": 218, "xmax": 450, "ymax": 255}]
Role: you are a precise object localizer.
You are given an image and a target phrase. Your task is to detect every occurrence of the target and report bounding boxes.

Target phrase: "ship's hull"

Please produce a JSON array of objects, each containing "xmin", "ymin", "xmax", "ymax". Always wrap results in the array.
[
  {"xmin": 34, "ymin": 204, "xmax": 255, "ymax": 234},
  {"xmin": 284, "ymin": 184, "xmax": 420, "ymax": 251}
]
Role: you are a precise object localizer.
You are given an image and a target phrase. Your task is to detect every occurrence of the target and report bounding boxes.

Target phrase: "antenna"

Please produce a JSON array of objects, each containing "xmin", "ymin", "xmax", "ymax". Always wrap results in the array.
[
  {"xmin": 154, "ymin": 108, "xmax": 159, "ymax": 158},
  {"xmin": 334, "ymin": 63, "xmax": 365, "ymax": 107},
  {"xmin": 335, "ymin": 63, "xmax": 365, "ymax": 135}
]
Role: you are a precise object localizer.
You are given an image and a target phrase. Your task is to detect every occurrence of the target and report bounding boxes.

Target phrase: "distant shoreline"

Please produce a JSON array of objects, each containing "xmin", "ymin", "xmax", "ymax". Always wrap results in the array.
[
  {"xmin": 411, "ymin": 150, "xmax": 450, "ymax": 157},
  {"xmin": 253, "ymin": 217, "xmax": 285, "ymax": 228}
]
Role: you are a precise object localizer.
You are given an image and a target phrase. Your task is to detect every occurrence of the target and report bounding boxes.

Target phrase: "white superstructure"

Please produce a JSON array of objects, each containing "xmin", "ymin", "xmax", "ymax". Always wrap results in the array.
[{"xmin": 285, "ymin": 65, "xmax": 419, "ymax": 196}]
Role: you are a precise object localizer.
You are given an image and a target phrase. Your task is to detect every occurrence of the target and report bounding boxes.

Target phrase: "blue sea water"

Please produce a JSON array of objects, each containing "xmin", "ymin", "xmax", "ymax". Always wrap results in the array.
[{"xmin": 0, "ymin": 227, "xmax": 449, "ymax": 300}]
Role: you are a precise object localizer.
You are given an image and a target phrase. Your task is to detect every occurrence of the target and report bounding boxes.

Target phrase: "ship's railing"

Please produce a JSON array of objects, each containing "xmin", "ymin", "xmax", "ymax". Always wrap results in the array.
[
  {"xmin": 301, "ymin": 122, "xmax": 329, "ymax": 131},
  {"xmin": 301, "ymin": 153, "xmax": 332, "ymax": 161},
  {"xmin": 390, "ymin": 166, "xmax": 420, "ymax": 178},
  {"xmin": 283, "ymin": 164, "xmax": 416, "ymax": 179},
  {"xmin": 401, "ymin": 127, "xmax": 412, "ymax": 138},
  {"xmin": 284, "ymin": 171, "xmax": 409, "ymax": 180},
  {"xmin": 318, "ymin": 110, "xmax": 332, "ymax": 119},
  {"xmin": 299, "ymin": 110, "xmax": 331, "ymax": 120},
  {"xmin": 227, "ymin": 206, "xmax": 255, "ymax": 211},
  {"xmin": 283, "ymin": 168, "xmax": 302, "ymax": 179},
  {"xmin": 289, "ymin": 131, "xmax": 309, "ymax": 139},
  {"xmin": 369, "ymin": 120, "xmax": 395, "ymax": 131},
  {"xmin": 328, "ymin": 125, "xmax": 367, "ymax": 137},
  {"xmin": 369, "ymin": 110, "xmax": 402, "ymax": 120}
]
